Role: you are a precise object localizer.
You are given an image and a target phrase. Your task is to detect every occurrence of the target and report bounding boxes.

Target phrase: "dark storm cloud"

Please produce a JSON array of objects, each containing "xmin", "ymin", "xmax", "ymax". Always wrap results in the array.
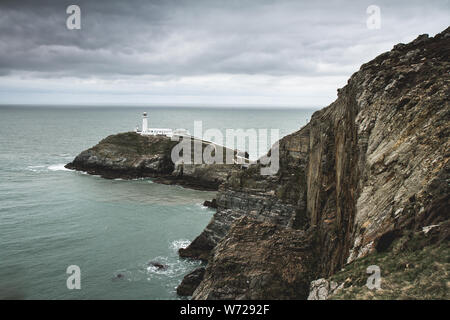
[
  {"xmin": 1, "ymin": 0, "xmax": 447, "ymax": 80},
  {"xmin": 0, "ymin": 0, "xmax": 448, "ymax": 106}
]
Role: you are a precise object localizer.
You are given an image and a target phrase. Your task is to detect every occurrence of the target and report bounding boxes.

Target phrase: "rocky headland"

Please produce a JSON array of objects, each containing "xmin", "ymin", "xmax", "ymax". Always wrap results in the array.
[
  {"xmin": 178, "ymin": 27, "xmax": 450, "ymax": 299},
  {"xmin": 66, "ymin": 132, "xmax": 245, "ymax": 191}
]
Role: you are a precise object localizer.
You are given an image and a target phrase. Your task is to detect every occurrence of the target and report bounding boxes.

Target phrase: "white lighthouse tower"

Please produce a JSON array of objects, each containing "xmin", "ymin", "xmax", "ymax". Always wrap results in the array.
[
  {"xmin": 136, "ymin": 112, "xmax": 173, "ymax": 136},
  {"xmin": 142, "ymin": 112, "xmax": 148, "ymax": 133}
]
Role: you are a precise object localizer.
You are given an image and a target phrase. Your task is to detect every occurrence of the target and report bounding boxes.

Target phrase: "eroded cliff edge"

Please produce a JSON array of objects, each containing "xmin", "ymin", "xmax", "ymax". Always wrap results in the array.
[{"xmin": 179, "ymin": 27, "xmax": 450, "ymax": 299}]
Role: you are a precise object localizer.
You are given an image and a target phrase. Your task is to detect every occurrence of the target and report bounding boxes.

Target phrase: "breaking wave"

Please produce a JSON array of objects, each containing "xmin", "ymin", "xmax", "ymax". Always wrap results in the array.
[
  {"xmin": 27, "ymin": 164, "xmax": 73, "ymax": 173},
  {"xmin": 170, "ymin": 239, "xmax": 191, "ymax": 252},
  {"xmin": 48, "ymin": 164, "xmax": 71, "ymax": 171}
]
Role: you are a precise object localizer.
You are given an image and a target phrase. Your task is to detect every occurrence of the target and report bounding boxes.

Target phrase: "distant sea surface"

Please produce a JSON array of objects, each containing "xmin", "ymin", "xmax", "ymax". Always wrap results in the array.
[{"xmin": 0, "ymin": 105, "xmax": 316, "ymax": 299}]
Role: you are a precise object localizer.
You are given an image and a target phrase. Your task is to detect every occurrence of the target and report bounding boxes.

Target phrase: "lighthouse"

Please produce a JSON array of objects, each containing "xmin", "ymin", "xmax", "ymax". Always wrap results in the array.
[
  {"xmin": 142, "ymin": 112, "xmax": 148, "ymax": 133},
  {"xmin": 136, "ymin": 112, "xmax": 173, "ymax": 136}
]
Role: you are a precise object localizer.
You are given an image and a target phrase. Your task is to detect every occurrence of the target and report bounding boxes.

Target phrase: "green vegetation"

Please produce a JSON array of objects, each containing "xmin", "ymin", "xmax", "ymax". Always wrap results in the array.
[
  {"xmin": 329, "ymin": 232, "xmax": 449, "ymax": 300},
  {"xmin": 94, "ymin": 132, "xmax": 177, "ymax": 156}
]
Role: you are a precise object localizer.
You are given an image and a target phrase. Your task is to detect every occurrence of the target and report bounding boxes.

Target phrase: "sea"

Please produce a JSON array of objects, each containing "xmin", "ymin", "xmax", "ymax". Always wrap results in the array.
[{"xmin": 0, "ymin": 105, "xmax": 316, "ymax": 299}]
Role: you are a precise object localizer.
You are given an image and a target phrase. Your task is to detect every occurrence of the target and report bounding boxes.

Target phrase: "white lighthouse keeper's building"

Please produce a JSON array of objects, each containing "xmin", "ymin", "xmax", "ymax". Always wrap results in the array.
[{"xmin": 135, "ymin": 112, "xmax": 173, "ymax": 137}]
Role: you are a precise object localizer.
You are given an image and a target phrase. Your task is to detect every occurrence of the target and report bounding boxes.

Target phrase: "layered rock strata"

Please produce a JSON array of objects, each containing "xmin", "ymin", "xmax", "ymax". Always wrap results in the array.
[{"xmin": 179, "ymin": 27, "xmax": 450, "ymax": 299}]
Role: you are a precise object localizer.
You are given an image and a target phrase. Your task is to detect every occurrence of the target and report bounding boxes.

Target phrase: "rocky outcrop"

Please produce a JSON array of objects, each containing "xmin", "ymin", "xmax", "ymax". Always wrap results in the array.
[
  {"xmin": 66, "ymin": 133, "xmax": 176, "ymax": 178},
  {"xmin": 192, "ymin": 216, "xmax": 316, "ymax": 299},
  {"xmin": 66, "ymin": 132, "xmax": 244, "ymax": 190},
  {"xmin": 176, "ymin": 267, "xmax": 206, "ymax": 296},
  {"xmin": 179, "ymin": 27, "xmax": 450, "ymax": 299},
  {"xmin": 202, "ymin": 199, "xmax": 217, "ymax": 209},
  {"xmin": 179, "ymin": 180, "xmax": 300, "ymax": 260},
  {"xmin": 178, "ymin": 129, "xmax": 309, "ymax": 260},
  {"xmin": 307, "ymin": 279, "xmax": 342, "ymax": 300}
]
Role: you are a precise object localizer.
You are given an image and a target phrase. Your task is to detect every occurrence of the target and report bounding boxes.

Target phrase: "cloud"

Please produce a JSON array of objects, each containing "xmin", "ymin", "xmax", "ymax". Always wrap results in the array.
[{"xmin": 0, "ymin": 0, "xmax": 448, "ymax": 106}]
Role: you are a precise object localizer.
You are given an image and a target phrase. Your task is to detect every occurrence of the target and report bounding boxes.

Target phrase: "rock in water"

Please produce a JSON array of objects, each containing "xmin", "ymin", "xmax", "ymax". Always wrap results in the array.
[
  {"xmin": 202, "ymin": 199, "xmax": 217, "ymax": 209},
  {"xmin": 179, "ymin": 27, "xmax": 450, "ymax": 300},
  {"xmin": 148, "ymin": 261, "xmax": 168, "ymax": 271}
]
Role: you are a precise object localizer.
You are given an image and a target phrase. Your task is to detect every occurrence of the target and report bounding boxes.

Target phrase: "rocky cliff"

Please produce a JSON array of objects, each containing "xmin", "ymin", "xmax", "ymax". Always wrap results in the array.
[
  {"xmin": 66, "ymin": 132, "xmax": 244, "ymax": 190},
  {"xmin": 179, "ymin": 27, "xmax": 450, "ymax": 299}
]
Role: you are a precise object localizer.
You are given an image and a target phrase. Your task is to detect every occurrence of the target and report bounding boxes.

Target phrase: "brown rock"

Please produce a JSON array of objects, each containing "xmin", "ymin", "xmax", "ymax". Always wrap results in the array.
[
  {"xmin": 176, "ymin": 267, "xmax": 205, "ymax": 296},
  {"xmin": 202, "ymin": 199, "xmax": 217, "ymax": 209},
  {"xmin": 192, "ymin": 217, "xmax": 317, "ymax": 300}
]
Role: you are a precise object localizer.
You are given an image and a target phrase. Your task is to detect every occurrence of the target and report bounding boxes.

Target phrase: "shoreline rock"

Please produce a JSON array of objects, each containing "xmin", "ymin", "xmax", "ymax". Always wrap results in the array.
[
  {"xmin": 176, "ymin": 267, "xmax": 206, "ymax": 296},
  {"xmin": 192, "ymin": 216, "xmax": 316, "ymax": 299},
  {"xmin": 202, "ymin": 199, "xmax": 217, "ymax": 209}
]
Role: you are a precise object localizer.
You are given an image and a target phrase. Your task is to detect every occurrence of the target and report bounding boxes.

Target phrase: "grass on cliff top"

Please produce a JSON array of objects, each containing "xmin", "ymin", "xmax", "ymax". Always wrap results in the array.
[
  {"xmin": 93, "ymin": 132, "xmax": 178, "ymax": 156},
  {"xmin": 93, "ymin": 132, "xmax": 243, "ymax": 162},
  {"xmin": 329, "ymin": 233, "xmax": 449, "ymax": 300}
]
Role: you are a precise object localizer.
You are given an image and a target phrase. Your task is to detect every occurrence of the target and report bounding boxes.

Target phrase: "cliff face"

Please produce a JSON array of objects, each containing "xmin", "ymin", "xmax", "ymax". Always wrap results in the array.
[
  {"xmin": 66, "ymin": 132, "xmax": 243, "ymax": 190},
  {"xmin": 66, "ymin": 133, "xmax": 177, "ymax": 178},
  {"xmin": 193, "ymin": 216, "xmax": 316, "ymax": 299},
  {"xmin": 181, "ymin": 27, "xmax": 450, "ymax": 299}
]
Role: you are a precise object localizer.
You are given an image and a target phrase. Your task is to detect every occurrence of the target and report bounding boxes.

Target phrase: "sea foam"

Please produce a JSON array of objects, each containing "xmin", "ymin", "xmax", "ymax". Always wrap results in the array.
[
  {"xmin": 170, "ymin": 239, "xmax": 191, "ymax": 252},
  {"xmin": 48, "ymin": 164, "xmax": 71, "ymax": 172}
]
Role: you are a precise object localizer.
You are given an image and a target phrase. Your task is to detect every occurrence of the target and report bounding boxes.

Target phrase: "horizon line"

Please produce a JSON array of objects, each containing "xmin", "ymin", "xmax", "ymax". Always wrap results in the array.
[{"xmin": 0, "ymin": 103, "xmax": 323, "ymax": 110}]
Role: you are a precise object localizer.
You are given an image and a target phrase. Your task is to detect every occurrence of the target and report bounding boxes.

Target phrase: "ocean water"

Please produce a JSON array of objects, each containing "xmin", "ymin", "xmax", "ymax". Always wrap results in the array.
[{"xmin": 0, "ymin": 105, "xmax": 315, "ymax": 299}]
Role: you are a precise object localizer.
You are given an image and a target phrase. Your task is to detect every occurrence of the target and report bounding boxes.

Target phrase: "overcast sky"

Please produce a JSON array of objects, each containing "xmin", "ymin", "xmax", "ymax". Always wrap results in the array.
[{"xmin": 0, "ymin": 0, "xmax": 448, "ymax": 107}]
